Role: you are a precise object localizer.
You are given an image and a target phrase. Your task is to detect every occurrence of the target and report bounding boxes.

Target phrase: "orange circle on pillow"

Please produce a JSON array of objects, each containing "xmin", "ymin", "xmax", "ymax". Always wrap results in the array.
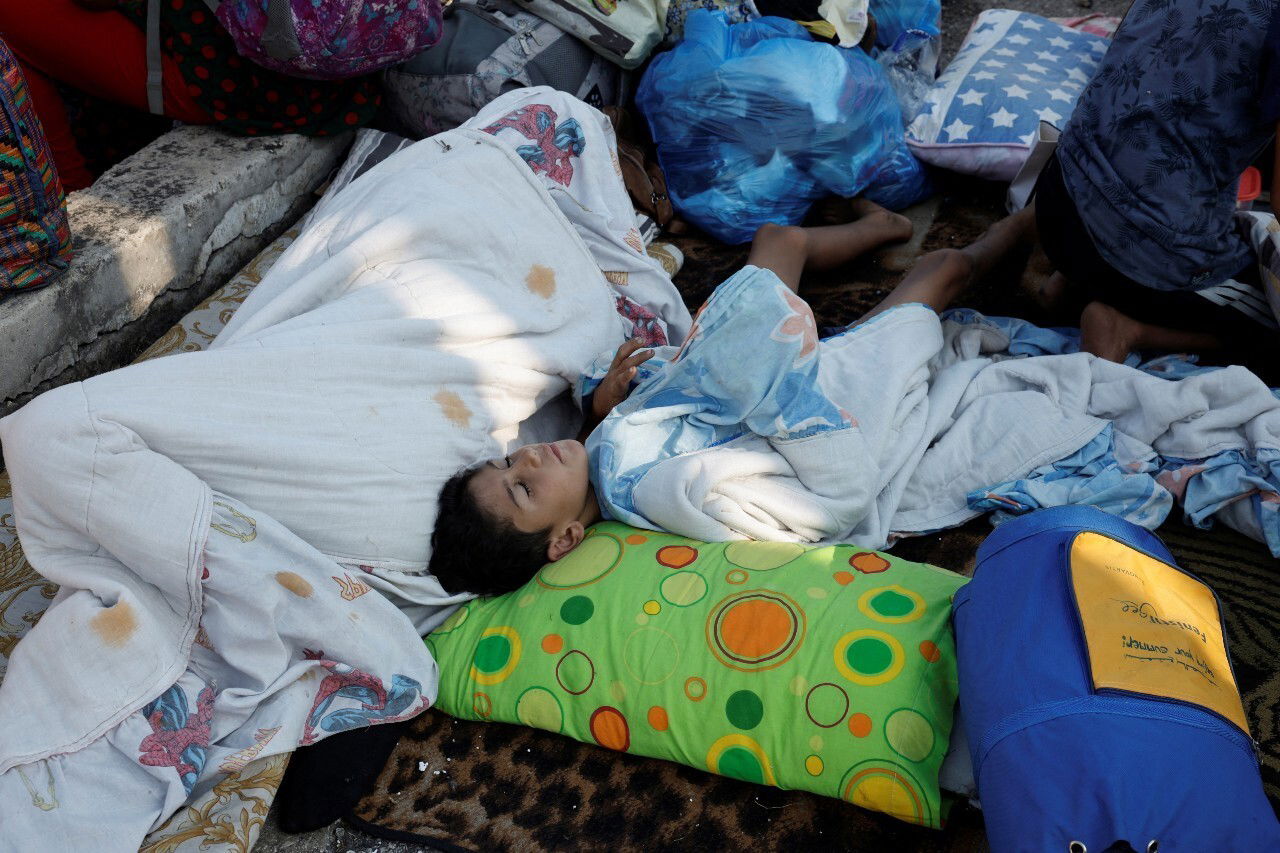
[
  {"xmin": 657, "ymin": 545, "xmax": 698, "ymax": 568},
  {"xmin": 720, "ymin": 598, "xmax": 793, "ymax": 660},
  {"xmin": 848, "ymin": 712, "xmax": 873, "ymax": 738},
  {"xmin": 648, "ymin": 706, "xmax": 669, "ymax": 731},
  {"xmin": 849, "ymin": 552, "xmax": 890, "ymax": 574},
  {"xmin": 590, "ymin": 706, "xmax": 631, "ymax": 751},
  {"xmin": 542, "ymin": 634, "xmax": 564, "ymax": 654},
  {"xmin": 919, "ymin": 640, "xmax": 941, "ymax": 663}
]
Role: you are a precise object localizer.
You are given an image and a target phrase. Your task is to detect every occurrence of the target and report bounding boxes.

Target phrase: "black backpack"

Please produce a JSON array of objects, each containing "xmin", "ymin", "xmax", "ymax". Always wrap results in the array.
[{"xmin": 382, "ymin": 0, "xmax": 630, "ymax": 139}]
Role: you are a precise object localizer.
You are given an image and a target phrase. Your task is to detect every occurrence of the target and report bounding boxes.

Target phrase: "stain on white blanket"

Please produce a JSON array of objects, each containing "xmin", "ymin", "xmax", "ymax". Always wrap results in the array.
[
  {"xmin": 525, "ymin": 264, "xmax": 557, "ymax": 298},
  {"xmin": 92, "ymin": 601, "xmax": 137, "ymax": 648},
  {"xmin": 434, "ymin": 390, "xmax": 471, "ymax": 428},
  {"xmin": 275, "ymin": 571, "xmax": 313, "ymax": 598}
]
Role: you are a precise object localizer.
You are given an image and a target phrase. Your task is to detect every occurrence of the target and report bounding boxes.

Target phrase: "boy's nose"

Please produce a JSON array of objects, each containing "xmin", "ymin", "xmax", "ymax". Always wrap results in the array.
[{"xmin": 523, "ymin": 446, "xmax": 542, "ymax": 469}]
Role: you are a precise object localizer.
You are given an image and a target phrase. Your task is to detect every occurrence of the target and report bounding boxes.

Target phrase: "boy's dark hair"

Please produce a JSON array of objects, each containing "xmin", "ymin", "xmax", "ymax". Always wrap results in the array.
[{"xmin": 428, "ymin": 464, "xmax": 553, "ymax": 596}]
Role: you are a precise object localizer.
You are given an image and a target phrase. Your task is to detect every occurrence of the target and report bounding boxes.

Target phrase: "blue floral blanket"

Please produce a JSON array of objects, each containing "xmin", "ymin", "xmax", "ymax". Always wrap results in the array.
[{"xmin": 584, "ymin": 266, "xmax": 1280, "ymax": 555}]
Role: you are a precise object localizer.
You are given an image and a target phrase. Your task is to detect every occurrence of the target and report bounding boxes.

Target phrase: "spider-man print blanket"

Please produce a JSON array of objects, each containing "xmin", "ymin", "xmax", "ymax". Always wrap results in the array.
[{"xmin": 0, "ymin": 117, "xmax": 651, "ymax": 847}]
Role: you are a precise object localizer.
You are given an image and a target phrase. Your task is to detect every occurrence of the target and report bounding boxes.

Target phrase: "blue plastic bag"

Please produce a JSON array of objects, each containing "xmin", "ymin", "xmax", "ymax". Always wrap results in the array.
[
  {"xmin": 869, "ymin": 0, "xmax": 940, "ymax": 52},
  {"xmin": 875, "ymin": 26, "xmax": 941, "ymax": 126},
  {"xmin": 869, "ymin": 0, "xmax": 942, "ymax": 128},
  {"xmin": 636, "ymin": 11, "xmax": 930, "ymax": 244}
]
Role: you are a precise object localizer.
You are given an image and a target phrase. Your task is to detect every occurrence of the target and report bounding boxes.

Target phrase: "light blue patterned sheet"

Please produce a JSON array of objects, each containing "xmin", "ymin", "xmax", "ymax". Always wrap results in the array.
[
  {"xmin": 585, "ymin": 265, "xmax": 874, "ymax": 536},
  {"xmin": 580, "ymin": 274, "xmax": 1280, "ymax": 555}
]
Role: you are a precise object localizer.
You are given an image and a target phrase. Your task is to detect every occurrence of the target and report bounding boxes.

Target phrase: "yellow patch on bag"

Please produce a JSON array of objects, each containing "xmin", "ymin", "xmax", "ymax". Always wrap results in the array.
[{"xmin": 1070, "ymin": 531, "xmax": 1249, "ymax": 734}]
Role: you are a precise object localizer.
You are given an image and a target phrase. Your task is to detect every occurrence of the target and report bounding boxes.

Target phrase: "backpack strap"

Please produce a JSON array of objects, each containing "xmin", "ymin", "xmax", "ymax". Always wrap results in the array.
[
  {"xmin": 145, "ymin": 0, "xmax": 164, "ymax": 115},
  {"xmin": 261, "ymin": 0, "xmax": 303, "ymax": 61},
  {"xmin": 0, "ymin": 90, "xmax": 44, "ymax": 215}
]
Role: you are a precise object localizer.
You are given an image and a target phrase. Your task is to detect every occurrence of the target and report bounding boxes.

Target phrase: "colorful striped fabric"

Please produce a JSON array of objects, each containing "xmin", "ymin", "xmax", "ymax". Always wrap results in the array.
[{"xmin": 0, "ymin": 37, "xmax": 71, "ymax": 292}]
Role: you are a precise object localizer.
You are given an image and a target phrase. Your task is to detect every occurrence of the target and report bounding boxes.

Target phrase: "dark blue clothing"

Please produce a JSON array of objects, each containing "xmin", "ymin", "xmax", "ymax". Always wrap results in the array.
[
  {"xmin": 1262, "ymin": 0, "xmax": 1280, "ymax": 123},
  {"xmin": 1056, "ymin": 0, "xmax": 1279, "ymax": 291}
]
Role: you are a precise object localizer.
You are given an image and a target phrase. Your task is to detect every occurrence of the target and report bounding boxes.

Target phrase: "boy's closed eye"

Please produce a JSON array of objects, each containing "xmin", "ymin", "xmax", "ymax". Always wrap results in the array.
[{"xmin": 492, "ymin": 455, "xmax": 536, "ymax": 501}]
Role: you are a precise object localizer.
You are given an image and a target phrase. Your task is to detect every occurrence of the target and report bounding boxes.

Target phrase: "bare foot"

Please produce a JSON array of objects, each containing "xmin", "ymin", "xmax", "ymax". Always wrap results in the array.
[
  {"xmin": 847, "ymin": 198, "xmax": 914, "ymax": 243},
  {"xmin": 1079, "ymin": 301, "xmax": 1139, "ymax": 362},
  {"xmin": 815, "ymin": 197, "xmax": 913, "ymax": 242},
  {"xmin": 1081, "ymin": 300, "xmax": 1226, "ymax": 361}
]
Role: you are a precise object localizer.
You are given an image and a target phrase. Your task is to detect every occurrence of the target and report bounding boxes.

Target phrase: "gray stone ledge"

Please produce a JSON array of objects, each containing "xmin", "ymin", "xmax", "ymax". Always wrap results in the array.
[{"xmin": 0, "ymin": 126, "xmax": 351, "ymax": 417}]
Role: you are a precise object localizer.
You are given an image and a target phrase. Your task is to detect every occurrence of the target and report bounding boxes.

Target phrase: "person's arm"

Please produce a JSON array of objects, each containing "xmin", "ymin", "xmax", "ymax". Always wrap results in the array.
[{"xmin": 577, "ymin": 339, "xmax": 654, "ymax": 442}]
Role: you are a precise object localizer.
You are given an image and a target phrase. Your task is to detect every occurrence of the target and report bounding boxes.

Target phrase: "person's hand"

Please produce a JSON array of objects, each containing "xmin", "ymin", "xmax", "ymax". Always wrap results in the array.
[
  {"xmin": 592, "ymin": 339, "xmax": 653, "ymax": 420},
  {"xmin": 73, "ymin": 0, "xmax": 120, "ymax": 9}
]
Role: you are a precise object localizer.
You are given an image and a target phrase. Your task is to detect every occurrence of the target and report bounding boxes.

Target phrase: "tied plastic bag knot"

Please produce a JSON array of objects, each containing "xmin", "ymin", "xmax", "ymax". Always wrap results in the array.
[{"xmin": 876, "ymin": 26, "xmax": 941, "ymax": 127}]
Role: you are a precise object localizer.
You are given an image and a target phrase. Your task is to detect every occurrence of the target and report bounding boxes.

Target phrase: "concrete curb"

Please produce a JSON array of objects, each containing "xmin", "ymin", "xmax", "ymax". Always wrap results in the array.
[{"xmin": 0, "ymin": 126, "xmax": 351, "ymax": 417}]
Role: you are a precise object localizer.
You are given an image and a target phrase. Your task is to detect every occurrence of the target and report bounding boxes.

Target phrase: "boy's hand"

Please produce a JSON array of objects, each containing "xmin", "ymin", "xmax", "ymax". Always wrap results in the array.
[{"xmin": 593, "ymin": 339, "xmax": 653, "ymax": 420}]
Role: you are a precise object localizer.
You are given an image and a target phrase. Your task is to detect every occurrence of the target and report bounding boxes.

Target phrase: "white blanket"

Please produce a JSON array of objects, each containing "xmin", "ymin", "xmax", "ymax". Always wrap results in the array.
[{"xmin": 0, "ymin": 129, "xmax": 629, "ymax": 847}]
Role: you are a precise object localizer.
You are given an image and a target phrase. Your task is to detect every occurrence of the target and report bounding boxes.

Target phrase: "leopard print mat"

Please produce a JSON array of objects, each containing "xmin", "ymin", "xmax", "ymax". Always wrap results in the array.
[
  {"xmin": 352, "ymin": 518, "xmax": 1278, "ymax": 852},
  {"xmin": 353, "ymin": 188, "xmax": 1280, "ymax": 849},
  {"xmin": 350, "ymin": 709, "xmax": 989, "ymax": 852}
]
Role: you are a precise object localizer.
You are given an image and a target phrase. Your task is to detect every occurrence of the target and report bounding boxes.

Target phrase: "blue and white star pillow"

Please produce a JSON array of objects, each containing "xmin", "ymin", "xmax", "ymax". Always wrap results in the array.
[{"xmin": 905, "ymin": 9, "xmax": 1107, "ymax": 181}]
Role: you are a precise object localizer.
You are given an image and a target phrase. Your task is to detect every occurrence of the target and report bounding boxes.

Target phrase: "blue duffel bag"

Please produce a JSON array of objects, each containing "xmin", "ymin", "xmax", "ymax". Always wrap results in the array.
[{"xmin": 953, "ymin": 506, "xmax": 1280, "ymax": 853}]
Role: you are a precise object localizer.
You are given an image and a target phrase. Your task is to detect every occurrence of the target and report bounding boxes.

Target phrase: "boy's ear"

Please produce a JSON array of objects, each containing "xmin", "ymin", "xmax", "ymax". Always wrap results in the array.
[{"xmin": 546, "ymin": 521, "xmax": 585, "ymax": 562}]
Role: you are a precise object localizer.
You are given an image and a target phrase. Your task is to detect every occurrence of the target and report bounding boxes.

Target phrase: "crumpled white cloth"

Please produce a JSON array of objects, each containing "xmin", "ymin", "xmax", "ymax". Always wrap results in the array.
[{"xmin": 818, "ymin": 0, "xmax": 870, "ymax": 47}]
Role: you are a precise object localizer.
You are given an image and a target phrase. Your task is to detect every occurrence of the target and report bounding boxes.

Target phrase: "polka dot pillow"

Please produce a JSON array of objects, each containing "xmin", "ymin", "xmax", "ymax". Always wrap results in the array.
[
  {"xmin": 426, "ymin": 522, "xmax": 968, "ymax": 827},
  {"xmin": 905, "ymin": 9, "xmax": 1108, "ymax": 181}
]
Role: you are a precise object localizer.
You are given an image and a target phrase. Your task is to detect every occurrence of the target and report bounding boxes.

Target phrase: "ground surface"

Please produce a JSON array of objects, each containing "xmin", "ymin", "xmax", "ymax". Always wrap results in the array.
[{"xmin": 255, "ymin": 1, "xmax": 1132, "ymax": 850}]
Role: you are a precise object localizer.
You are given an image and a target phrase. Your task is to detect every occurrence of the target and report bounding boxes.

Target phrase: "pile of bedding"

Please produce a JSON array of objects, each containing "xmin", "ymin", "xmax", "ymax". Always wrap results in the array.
[{"xmin": 587, "ymin": 267, "xmax": 1280, "ymax": 553}]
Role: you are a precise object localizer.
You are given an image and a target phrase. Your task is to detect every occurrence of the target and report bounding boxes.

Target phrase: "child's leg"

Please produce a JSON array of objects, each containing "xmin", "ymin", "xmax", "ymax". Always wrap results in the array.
[
  {"xmin": 746, "ymin": 199, "xmax": 913, "ymax": 292},
  {"xmin": 857, "ymin": 204, "xmax": 1038, "ymax": 323},
  {"xmin": 1079, "ymin": 301, "xmax": 1222, "ymax": 362}
]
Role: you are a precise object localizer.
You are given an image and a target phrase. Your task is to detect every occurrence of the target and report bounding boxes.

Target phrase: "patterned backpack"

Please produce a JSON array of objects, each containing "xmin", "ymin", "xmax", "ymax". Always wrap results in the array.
[
  {"xmin": 144, "ymin": 0, "xmax": 444, "ymax": 109},
  {"xmin": 0, "ymin": 39, "xmax": 72, "ymax": 293}
]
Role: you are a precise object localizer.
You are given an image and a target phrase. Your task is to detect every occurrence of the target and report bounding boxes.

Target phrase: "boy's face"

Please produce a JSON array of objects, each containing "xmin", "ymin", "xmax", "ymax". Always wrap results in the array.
[{"xmin": 468, "ymin": 440, "xmax": 594, "ymax": 537}]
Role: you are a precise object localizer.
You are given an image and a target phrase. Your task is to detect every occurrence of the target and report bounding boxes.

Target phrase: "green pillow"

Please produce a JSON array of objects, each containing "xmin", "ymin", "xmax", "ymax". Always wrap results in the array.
[{"xmin": 426, "ymin": 522, "xmax": 967, "ymax": 827}]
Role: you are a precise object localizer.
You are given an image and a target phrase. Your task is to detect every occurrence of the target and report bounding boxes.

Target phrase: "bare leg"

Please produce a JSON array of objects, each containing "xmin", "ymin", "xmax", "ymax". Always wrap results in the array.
[
  {"xmin": 746, "ymin": 200, "xmax": 913, "ymax": 292},
  {"xmin": 857, "ymin": 204, "xmax": 1038, "ymax": 323},
  {"xmin": 1079, "ymin": 301, "xmax": 1223, "ymax": 362},
  {"xmin": 1040, "ymin": 271, "xmax": 1074, "ymax": 311}
]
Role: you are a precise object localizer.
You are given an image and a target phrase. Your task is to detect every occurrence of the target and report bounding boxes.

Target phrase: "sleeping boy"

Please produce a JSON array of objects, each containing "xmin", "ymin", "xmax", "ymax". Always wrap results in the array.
[{"xmin": 429, "ymin": 201, "xmax": 1039, "ymax": 595}]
